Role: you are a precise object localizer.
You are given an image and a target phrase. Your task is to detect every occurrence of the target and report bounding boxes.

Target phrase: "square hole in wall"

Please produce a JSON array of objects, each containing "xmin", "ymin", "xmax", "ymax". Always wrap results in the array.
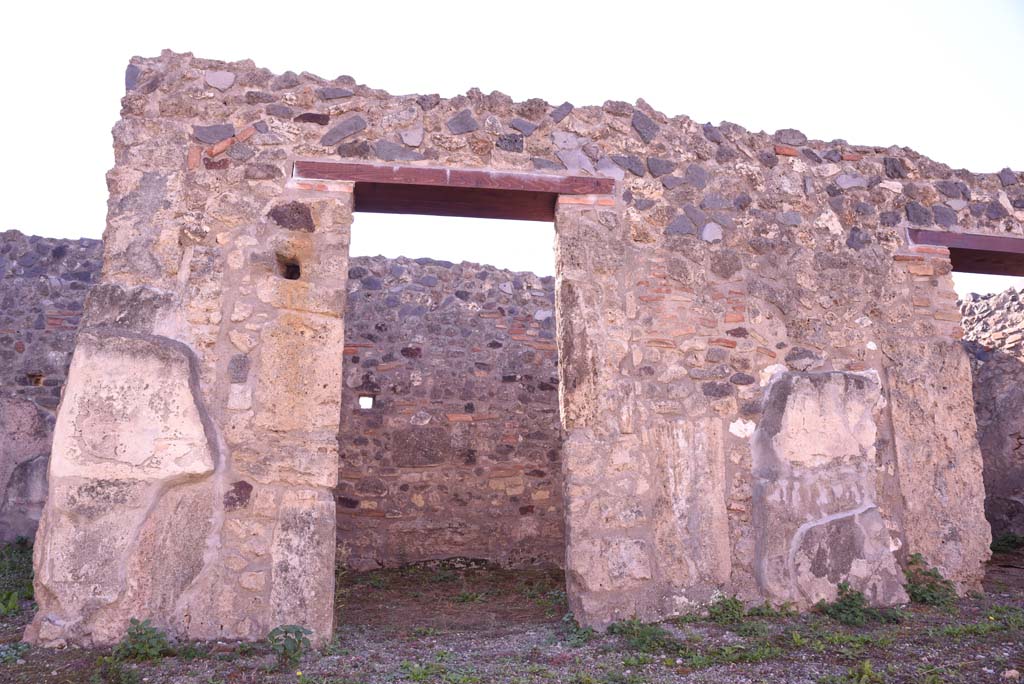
[
  {"xmin": 276, "ymin": 253, "xmax": 301, "ymax": 280},
  {"xmin": 358, "ymin": 395, "xmax": 375, "ymax": 410}
]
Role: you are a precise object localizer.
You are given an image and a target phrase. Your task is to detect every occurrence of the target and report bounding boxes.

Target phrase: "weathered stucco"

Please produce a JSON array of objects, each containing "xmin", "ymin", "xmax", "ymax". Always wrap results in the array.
[{"xmin": 27, "ymin": 49, "xmax": 1016, "ymax": 645}]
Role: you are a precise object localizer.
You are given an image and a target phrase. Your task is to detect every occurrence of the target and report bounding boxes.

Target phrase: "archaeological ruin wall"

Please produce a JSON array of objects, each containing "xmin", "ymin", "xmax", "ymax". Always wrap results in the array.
[
  {"xmin": 25, "ymin": 49, "xmax": 1024, "ymax": 647},
  {"xmin": 0, "ymin": 233, "xmax": 565, "ymax": 564},
  {"xmin": 961, "ymin": 288, "xmax": 1024, "ymax": 538},
  {"xmin": 0, "ymin": 231, "xmax": 102, "ymax": 542},
  {"xmin": 338, "ymin": 256, "xmax": 563, "ymax": 569}
]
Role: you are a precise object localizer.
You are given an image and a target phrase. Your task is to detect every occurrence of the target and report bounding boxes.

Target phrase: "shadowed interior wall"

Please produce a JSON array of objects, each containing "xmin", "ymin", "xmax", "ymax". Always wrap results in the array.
[
  {"xmin": 961, "ymin": 288, "xmax": 1024, "ymax": 538},
  {"xmin": 337, "ymin": 255, "xmax": 564, "ymax": 568}
]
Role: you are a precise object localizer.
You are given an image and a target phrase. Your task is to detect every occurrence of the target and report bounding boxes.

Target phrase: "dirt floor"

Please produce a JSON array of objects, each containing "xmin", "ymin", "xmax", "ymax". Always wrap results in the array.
[{"xmin": 1, "ymin": 545, "xmax": 1022, "ymax": 684}]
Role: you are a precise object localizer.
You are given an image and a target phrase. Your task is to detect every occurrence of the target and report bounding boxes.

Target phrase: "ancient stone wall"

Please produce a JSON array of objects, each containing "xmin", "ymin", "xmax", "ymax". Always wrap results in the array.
[
  {"xmin": 961, "ymin": 288, "xmax": 1024, "ymax": 538},
  {"xmin": 338, "ymin": 255, "xmax": 563, "ymax": 569},
  {"xmin": 0, "ymin": 227, "xmax": 565, "ymax": 561},
  {"xmin": 28, "ymin": 50, "xmax": 1013, "ymax": 646},
  {"xmin": 0, "ymin": 231, "xmax": 101, "ymax": 542}
]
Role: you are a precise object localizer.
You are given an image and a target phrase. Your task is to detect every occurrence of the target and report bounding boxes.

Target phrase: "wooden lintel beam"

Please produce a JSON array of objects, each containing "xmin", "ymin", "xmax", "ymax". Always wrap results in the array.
[
  {"xmin": 292, "ymin": 160, "xmax": 615, "ymax": 196},
  {"xmin": 910, "ymin": 229, "xmax": 1024, "ymax": 277},
  {"xmin": 909, "ymin": 229, "xmax": 1024, "ymax": 255},
  {"xmin": 354, "ymin": 182, "xmax": 557, "ymax": 222}
]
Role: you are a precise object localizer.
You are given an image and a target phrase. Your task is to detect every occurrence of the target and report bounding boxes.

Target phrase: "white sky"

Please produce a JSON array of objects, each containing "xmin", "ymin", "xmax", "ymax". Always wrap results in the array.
[{"xmin": 2, "ymin": 0, "xmax": 1022, "ymax": 295}]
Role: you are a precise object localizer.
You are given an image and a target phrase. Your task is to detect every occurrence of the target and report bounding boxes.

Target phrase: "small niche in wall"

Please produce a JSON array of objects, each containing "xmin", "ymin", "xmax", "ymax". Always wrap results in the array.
[
  {"xmin": 358, "ymin": 395, "xmax": 375, "ymax": 410},
  {"xmin": 276, "ymin": 253, "xmax": 301, "ymax": 280},
  {"xmin": 26, "ymin": 373, "xmax": 44, "ymax": 387}
]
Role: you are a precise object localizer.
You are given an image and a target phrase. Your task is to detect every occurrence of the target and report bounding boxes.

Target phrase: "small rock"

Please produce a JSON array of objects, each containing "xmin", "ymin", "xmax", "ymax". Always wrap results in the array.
[
  {"xmin": 610, "ymin": 155, "xmax": 645, "ymax": 177},
  {"xmin": 777, "ymin": 211, "xmax": 802, "ymax": 226},
  {"xmin": 758, "ymin": 150, "xmax": 779, "ymax": 168},
  {"xmin": 245, "ymin": 91, "xmax": 276, "ymax": 104},
  {"xmin": 294, "ymin": 112, "xmax": 330, "ymax": 126},
  {"xmin": 998, "ymin": 168, "xmax": 1018, "ymax": 187},
  {"xmin": 337, "ymin": 140, "xmax": 371, "ymax": 158},
  {"xmin": 631, "ymin": 110, "xmax": 659, "ymax": 144},
  {"xmin": 373, "ymin": 140, "xmax": 424, "ymax": 161},
  {"xmin": 269, "ymin": 202, "xmax": 315, "ymax": 231},
  {"xmin": 125, "ymin": 64, "xmax": 141, "ymax": 91},
  {"xmin": 510, "ymin": 118, "xmax": 538, "ymax": 136},
  {"xmin": 265, "ymin": 103, "xmax": 294, "ymax": 118},
  {"xmin": 496, "ymin": 133, "xmax": 524, "ymax": 152},
  {"xmin": 550, "ymin": 102, "xmax": 573, "ymax": 123},
  {"xmin": 399, "ymin": 124, "xmax": 424, "ymax": 147},
  {"xmin": 1002, "ymin": 669, "xmax": 1020, "ymax": 680},
  {"xmin": 647, "ymin": 158, "xmax": 676, "ymax": 177},
  {"xmin": 666, "ymin": 215, "xmax": 697, "ymax": 236},
  {"xmin": 684, "ymin": 164, "xmax": 709, "ymax": 189},
  {"xmin": 879, "ymin": 210, "xmax": 901, "ymax": 227},
  {"xmin": 317, "ymin": 87, "xmax": 354, "ymax": 100},
  {"xmin": 884, "ymin": 157, "xmax": 908, "ymax": 179},
  {"xmin": 417, "ymin": 94, "xmax": 441, "ymax": 110},
  {"xmin": 320, "ymin": 115, "xmax": 367, "ymax": 146},
  {"xmin": 532, "ymin": 158, "xmax": 563, "ymax": 171},
  {"xmin": 701, "ymin": 222, "xmax": 724, "ymax": 242},
  {"xmin": 204, "ymin": 70, "xmax": 235, "ymax": 91},
  {"xmin": 835, "ymin": 173, "xmax": 868, "ymax": 190},
  {"xmin": 244, "ymin": 164, "xmax": 281, "ymax": 180},
  {"xmin": 986, "ymin": 200, "xmax": 1010, "ymax": 220},
  {"xmin": 775, "ymin": 129, "xmax": 807, "ymax": 145},
  {"xmin": 447, "ymin": 109, "xmax": 479, "ymax": 134},
  {"xmin": 193, "ymin": 124, "xmax": 235, "ymax": 144},
  {"xmin": 906, "ymin": 201, "xmax": 933, "ymax": 225},
  {"xmin": 932, "ymin": 204, "xmax": 958, "ymax": 227},
  {"xmin": 270, "ymin": 71, "xmax": 301, "ymax": 90},
  {"xmin": 703, "ymin": 123, "xmax": 724, "ymax": 144}
]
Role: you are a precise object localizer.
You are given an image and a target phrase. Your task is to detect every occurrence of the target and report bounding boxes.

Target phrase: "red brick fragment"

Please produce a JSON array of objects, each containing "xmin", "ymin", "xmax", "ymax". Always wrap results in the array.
[{"xmin": 774, "ymin": 144, "xmax": 799, "ymax": 157}]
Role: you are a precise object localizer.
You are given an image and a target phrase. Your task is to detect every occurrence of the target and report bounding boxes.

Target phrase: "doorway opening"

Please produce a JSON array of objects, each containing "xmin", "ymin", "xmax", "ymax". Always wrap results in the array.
[
  {"xmin": 912, "ymin": 229, "xmax": 1024, "ymax": 552},
  {"xmin": 296, "ymin": 161, "xmax": 618, "ymax": 574},
  {"xmin": 337, "ymin": 212, "xmax": 564, "ymax": 571}
]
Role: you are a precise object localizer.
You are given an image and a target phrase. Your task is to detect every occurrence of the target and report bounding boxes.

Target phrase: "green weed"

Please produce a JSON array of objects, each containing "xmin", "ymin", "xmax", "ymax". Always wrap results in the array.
[
  {"xmin": 267, "ymin": 624, "xmax": 311, "ymax": 669},
  {"xmin": 904, "ymin": 554, "xmax": 956, "ymax": 608},
  {"xmin": 991, "ymin": 532, "xmax": 1024, "ymax": 553},
  {"xmin": 112, "ymin": 618, "xmax": 172, "ymax": 661}
]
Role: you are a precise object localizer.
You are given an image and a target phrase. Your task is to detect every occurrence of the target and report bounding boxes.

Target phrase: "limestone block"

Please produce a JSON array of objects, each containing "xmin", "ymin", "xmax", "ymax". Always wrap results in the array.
[
  {"xmin": 886, "ymin": 340, "xmax": 991, "ymax": 589},
  {"xmin": 650, "ymin": 419, "xmax": 732, "ymax": 596},
  {"xmin": 49, "ymin": 333, "xmax": 215, "ymax": 481},
  {"xmin": 27, "ymin": 332, "xmax": 216, "ymax": 646},
  {"xmin": 253, "ymin": 313, "xmax": 345, "ymax": 433},
  {"xmin": 269, "ymin": 488, "xmax": 336, "ymax": 644},
  {"xmin": 752, "ymin": 371, "xmax": 907, "ymax": 607},
  {"xmin": 233, "ymin": 436, "xmax": 338, "ymax": 488}
]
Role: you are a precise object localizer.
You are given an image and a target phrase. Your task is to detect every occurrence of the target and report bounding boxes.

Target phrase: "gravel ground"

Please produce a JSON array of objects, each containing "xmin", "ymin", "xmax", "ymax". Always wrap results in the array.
[{"xmin": 1, "ymin": 546, "xmax": 1022, "ymax": 683}]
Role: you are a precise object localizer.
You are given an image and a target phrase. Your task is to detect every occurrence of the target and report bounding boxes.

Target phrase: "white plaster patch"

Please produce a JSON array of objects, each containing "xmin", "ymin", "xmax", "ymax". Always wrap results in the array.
[
  {"xmin": 729, "ymin": 419, "xmax": 756, "ymax": 439},
  {"xmin": 760, "ymin": 363, "xmax": 787, "ymax": 386},
  {"xmin": 814, "ymin": 210, "xmax": 843, "ymax": 236},
  {"xmin": 867, "ymin": 341, "xmax": 878, "ymax": 351}
]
